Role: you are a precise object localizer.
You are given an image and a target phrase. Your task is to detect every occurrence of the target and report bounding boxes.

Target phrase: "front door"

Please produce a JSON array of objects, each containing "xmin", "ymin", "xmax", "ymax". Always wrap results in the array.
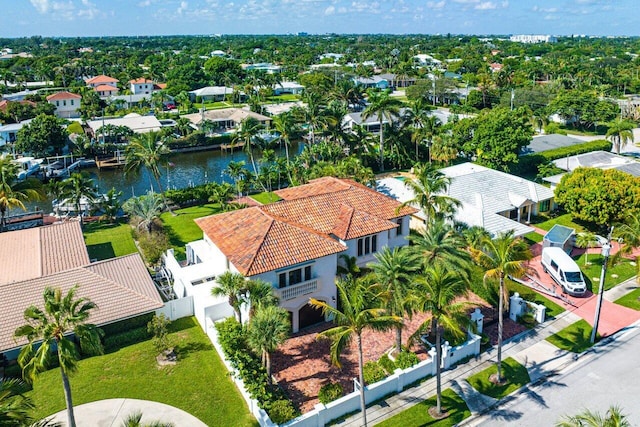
[{"xmin": 298, "ymin": 302, "xmax": 325, "ymax": 330}]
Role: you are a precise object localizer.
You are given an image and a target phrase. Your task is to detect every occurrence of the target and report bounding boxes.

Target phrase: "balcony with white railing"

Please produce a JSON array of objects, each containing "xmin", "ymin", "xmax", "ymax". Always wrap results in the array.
[{"xmin": 276, "ymin": 279, "xmax": 320, "ymax": 301}]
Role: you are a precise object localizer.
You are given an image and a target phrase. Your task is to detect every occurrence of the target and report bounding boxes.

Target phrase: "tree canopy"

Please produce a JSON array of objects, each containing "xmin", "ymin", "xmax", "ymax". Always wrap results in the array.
[{"xmin": 15, "ymin": 114, "xmax": 68, "ymax": 157}]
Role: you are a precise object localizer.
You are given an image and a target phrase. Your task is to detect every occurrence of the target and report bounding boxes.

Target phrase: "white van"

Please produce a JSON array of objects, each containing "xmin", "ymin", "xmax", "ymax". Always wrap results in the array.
[{"xmin": 541, "ymin": 247, "xmax": 587, "ymax": 296}]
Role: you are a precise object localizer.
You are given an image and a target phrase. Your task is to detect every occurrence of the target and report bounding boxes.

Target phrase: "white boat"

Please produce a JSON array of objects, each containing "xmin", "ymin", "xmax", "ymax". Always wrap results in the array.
[
  {"xmin": 51, "ymin": 194, "xmax": 107, "ymax": 215},
  {"xmin": 13, "ymin": 157, "xmax": 42, "ymax": 180}
]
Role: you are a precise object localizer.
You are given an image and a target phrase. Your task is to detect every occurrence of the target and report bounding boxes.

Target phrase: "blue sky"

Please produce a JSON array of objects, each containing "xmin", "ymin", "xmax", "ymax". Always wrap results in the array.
[{"xmin": 0, "ymin": 0, "xmax": 636, "ymax": 38}]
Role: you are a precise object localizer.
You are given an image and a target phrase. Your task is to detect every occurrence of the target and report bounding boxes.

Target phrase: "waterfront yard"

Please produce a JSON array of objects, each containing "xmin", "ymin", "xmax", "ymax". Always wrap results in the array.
[
  {"xmin": 160, "ymin": 203, "xmax": 222, "ymax": 259},
  {"xmin": 83, "ymin": 221, "xmax": 138, "ymax": 260},
  {"xmin": 26, "ymin": 317, "xmax": 256, "ymax": 427}
]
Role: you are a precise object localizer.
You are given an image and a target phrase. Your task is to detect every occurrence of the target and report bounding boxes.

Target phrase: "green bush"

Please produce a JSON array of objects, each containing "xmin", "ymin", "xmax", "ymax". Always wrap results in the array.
[
  {"xmin": 103, "ymin": 327, "xmax": 151, "ymax": 351},
  {"xmin": 395, "ymin": 351, "xmax": 420, "ymax": 370},
  {"xmin": 100, "ymin": 313, "xmax": 155, "ymax": 336},
  {"xmin": 268, "ymin": 399, "xmax": 299, "ymax": 424},
  {"xmin": 378, "ymin": 354, "xmax": 396, "ymax": 375},
  {"xmin": 318, "ymin": 382, "xmax": 344, "ymax": 404},
  {"xmin": 363, "ymin": 361, "xmax": 387, "ymax": 385},
  {"xmin": 515, "ymin": 139, "xmax": 612, "ymax": 177},
  {"xmin": 137, "ymin": 230, "xmax": 170, "ymax": 265}
]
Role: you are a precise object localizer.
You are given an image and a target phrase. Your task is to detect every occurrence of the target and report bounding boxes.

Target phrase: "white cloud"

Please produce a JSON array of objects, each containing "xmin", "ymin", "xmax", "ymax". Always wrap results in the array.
[
  {"xmin": 475, "ymin": 1, "xmax": 497, "ymax": 10},
  {"xmin": 30, "ymin": 0, "xmax": 51, "ymax": 13},
  {"xmin": 178, "ymin": 0, "xmax": 188, "ymax": 14},
  {"xmin": 426, "ymin": 1, "xmax": 446, "ymax": 9},
  {"xmin": 324, "ymin": 5, "xmax": 335, "ymax": 15}
]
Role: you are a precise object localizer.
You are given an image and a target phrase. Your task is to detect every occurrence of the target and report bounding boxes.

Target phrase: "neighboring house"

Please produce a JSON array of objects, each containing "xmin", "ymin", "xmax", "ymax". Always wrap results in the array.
[
  {"xmin": 544, "ymin": 151, "xmax": 640, "ymax": 190},
  {"xmin": 108, "ymin": 93, "xmax": 152, "ymax": 109},
  {"xmin": 490, "ymin": 63, "xmax": 503, "ymax": 73},
  {"xmin": 353, "ymin": 76, "xmax": 389, "ymax": 90},
  {"xmin": 521, "ymin": 134, "xmax": 583, "ymax": 155},
  {"xmin": 163, "ymin": 177, "xmax": 417, "ymax": 332},
  {"xmin": 189, "ymin": 86, "xmax": 234, "ymax": 102},
  {"xmin": 510, "ymin": 34, "xmax": 557, "ymax": 43},
  {"xmin": 0, "ymin": 99, "xmax": 36, "ymax": 114},
  {"xmin": 86, "ymin": 75, "xmax": 119, "ymax": 98},
  {"xmin": 182, "ymin": 107, "xmax": 271, "ymax": 131},
  {"xmin": 378, "ymin": 73, "xmax": 417, "ymax": 89},
  {"xmin": 273, "ymin": 81, "xmax": 304, "ymax": 95},
  {"xmin": 342, "ymin": 107, "xmax": 410, "ymax": 134},
  {"xmin": 129, "ymin": 78, "xmax": 158, "ymax": 95},
  {"xmin": 0, "ymin": 221, "xmax": 163, "ymax": 359},
  {"xmin": 242, "ymin": 63, "xmax": 281, "ymax": 74},
  {"xmin": 46, "ymin": 91, "xmax": 82, "ymax": 118},
  {"xmin": 0, "ymin": 119, "xmax": 30, "ymax": 146},
  {"xmin": 86, "ymin": 113, "xmax": 162, "ymax": 135},
  {"xmin": 1, "ymin": 89, "xmax": 37, "ymax": 102},
  {"xmin": 413, "ymin": 54, "xmax": 442, "ymax": 67},
  {"xmin": 378, "ymin": 163, "xmax": 554, "ymax": 237}
]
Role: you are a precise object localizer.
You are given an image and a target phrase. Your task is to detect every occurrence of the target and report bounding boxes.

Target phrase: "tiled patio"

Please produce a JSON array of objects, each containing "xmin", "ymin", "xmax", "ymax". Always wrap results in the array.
[{"xmin": 271, "ymin": 293, "xmax": 526, "ymax": 413}]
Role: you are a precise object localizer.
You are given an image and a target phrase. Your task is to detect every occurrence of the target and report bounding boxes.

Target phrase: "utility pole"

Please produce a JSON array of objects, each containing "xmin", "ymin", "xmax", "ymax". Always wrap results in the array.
[
  {"xmin": 432, "ymin": 76, "xmax": 436, "ymax": 107},
  {"xmin": 510, "ymin": 88, "xmax": 515, "ymax": 111},
  {"xmin": 590, "ymin": 226, "xmax": 614, "ymax": 344}
]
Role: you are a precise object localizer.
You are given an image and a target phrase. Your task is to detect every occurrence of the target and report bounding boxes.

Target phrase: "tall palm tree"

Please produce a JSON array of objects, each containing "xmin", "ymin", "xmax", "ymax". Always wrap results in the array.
[
  {"xmin": 122, "ymin": 192, "xmax": 164, "ymax": 233},
  {"xmin": 0, "ymin": 157, "xmax": 44, "ymax": 231},
  {"xmin": 0, "ymin": 378, "xmax": 34, "ymax": 426},
  {"xmin": 246, "ymin": 305, "xmax": 290, "ymax": 382},
  {"xmin": 14, "ymin": 286, "xmax": 103, "ymax": 427},
  {"xmin": 224, "ymin": 160, "xmax": 248, "ymax": 198},
  {"xmin": 211, "ymin": 271, "xmax": 247, "ymax": 324},
  {"xmin": 606, "ymin": 119, "xmax": 635, "ymax": 154},
  {"xmin": 61, "ymin": 172, "xmax": 98, "ymax": 225},
  {"xmin": 245, "ymin": 279, "xmax": 279, "ymax": 321},
  {"xmin": 615, "ymin": 213, "xmax": 640, "ymax": 282},
  {"xmin": 402, "ymin": 99, "xmax": 432, "ymax": 162},
  {"xmin": 299, "ymin": 91, "xmax": 326, "ymax": 146},
  {"xmin": 411, "ymin": 265, "xmax": 472, "ymax": 416},
  {"xmin": 125, "ymin": 131, "xmax": 171, "ymax": 210},
  {"xmin": 98, "ymin": 187, "xmax": 123, "ymax": 223},
  {"xmin": 409, "ymin": 220, "xmax": 472, "ymax": 274},
  {"xmin": 556, "ymin": 405, "xmax": 630, "ymax": 427},
  {"xmin": 369, "ymin": 246, "xmax": 419, "ymax": 353},
  {"xmin": 233, "ymin": 117, "xmax": 264, "ymax": 178},
  {"xmin": 362, "ymin": 89, "xmax": 403, "ymax": 171},
  {"xmin": 471, "ymin": 231, "xmax": 532, "ymax": 382},
  {"xmin": 272, "ymin": 111, "xmax": 298, "ymax": 167},
  {"xmin": 575, "ymin": 232, "xmax": 598, "ymax": 266},
  {"xmin": 401, "ymin": 164, "xmax": 460, "ymax": 225},
  {"xmin": 310, "ymin": 277, "xmax": 402, "ymax": 427}
]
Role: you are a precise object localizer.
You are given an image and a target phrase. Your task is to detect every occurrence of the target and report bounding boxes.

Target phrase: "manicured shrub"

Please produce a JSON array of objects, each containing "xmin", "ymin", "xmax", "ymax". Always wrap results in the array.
[
  {"xmin": 514, "ymin": 139, "xmax": 612, "ymax": 177},
  {"xmin": 268, "ymin": 399, "xmax": 299, "ymax": 424},
  {"xmin": 137, "ymin": 230, "xmax": 170, "ymax": 265},
  {"xmin": 378, "ymin": 354, "xmax": 396, "ymax": 375},
  {"xmin": 395, "ymin": 351, "xmax": 420, "ymax": 370},
  {"xmin": 103, "ymin": 327, "xmax": 151, "ymax": 351},
  {"xmin": 318, "ymin": 382, "xmax": 344, "ymax": 404},
  {"xmin": 363, "ymin": 361, "xmax": 387, "ymax": 385},
  {"xmin": 101, "ymin": 313, "xmax": 155, "ymax": 336}
]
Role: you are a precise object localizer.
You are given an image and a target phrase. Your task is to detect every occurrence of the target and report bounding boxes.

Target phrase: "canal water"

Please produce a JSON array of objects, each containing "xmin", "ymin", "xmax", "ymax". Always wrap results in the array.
[{"xmin": 23, "ymin": 143, "xmax": 303, "ymax": 214}]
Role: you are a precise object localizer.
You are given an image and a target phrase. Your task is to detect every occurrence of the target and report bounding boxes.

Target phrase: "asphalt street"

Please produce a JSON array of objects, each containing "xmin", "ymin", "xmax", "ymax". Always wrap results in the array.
[{"xmin": 470, "ymin": 325, "xmax": 640, "ymax": 426}]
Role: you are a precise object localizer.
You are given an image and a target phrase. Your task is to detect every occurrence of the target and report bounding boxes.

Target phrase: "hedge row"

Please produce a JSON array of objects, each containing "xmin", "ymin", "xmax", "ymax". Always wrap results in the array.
[
  {"xmin": 103, "ymin": 326, "xmax": 152, "ymax": 351},
  {"xmin": 100, "ymin": 312, "xmax": 155, "ymax": 337},
  {"xmin": 167, "ymin": 132, "xmax": 233, "ymax": 149},
  {"xmin": 514, "ymin": 139, "xmax": 612, "ymax": 176}
]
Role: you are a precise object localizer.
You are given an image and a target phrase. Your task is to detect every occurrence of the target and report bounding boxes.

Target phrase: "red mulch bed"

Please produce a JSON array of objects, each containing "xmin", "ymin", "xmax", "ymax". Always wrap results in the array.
[{"xmin": 271, "ymin": 293, "xmax": 503, "ymax": 413}]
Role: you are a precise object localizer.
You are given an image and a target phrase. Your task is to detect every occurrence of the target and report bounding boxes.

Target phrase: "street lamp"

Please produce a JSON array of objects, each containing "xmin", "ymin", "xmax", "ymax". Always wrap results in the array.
[{"xmin": 590, "ymin": 227, "xmax": 613, "ymax": 344}]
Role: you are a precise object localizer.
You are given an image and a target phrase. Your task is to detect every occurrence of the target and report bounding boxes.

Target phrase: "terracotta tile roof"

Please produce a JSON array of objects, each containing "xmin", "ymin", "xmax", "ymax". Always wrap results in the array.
[
  {"xmin": 0, "ymin": 254, "xmax": 163, "ymax": 353},
  {"xmin": 154, "ymin": 83, "xmax": 167, "ymax": 90},
  {"xmin": 0, "ymin": 222, "xmax": 89, "ymax": 286},
  {"xmin": 0, "ymin": 100, "xmax": 36, "ymax": 112},
  {"xmin": 195, "ymin": 207, "xmax": 345, "ymax": 276},
  {"xmin": 46, "ymin": 91, "xmax": 82, "ymax": 101},
  {"xmin": 85, "ymin": 74, "xmax": 119, "ymax": 84},
  {"xmin": 196, "ymin": 177, "xmax": 416, "ymax": 275},
  {"xmin": 94, "ymin": 84, "xmax": 119, "ymax": 92},
  {"xmin": 129, "ymin": 78, "xmax": 153, "ymax": 84}
]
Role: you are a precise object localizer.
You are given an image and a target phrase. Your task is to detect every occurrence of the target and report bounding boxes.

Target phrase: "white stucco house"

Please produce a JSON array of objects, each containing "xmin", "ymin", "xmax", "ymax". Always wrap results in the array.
[
  {"xmin": 163, "ymin": 177, "xmax": 417, "ymax": 332},
  {"xmin": 46, "ymin": 91, "xmax": 82, "ymax": 118}
]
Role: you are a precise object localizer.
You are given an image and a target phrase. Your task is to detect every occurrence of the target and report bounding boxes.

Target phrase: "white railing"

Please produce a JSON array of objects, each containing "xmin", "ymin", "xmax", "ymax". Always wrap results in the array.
[{"xmin": 276, "ymin": 279, "xmax": 319, "ymax": 301}]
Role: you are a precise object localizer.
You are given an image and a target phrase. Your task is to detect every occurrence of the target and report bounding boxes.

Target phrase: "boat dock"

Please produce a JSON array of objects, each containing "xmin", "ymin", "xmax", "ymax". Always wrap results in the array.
[{"xmin": 95, "ymin": 150, "xmax": 126, "ymax": 170}]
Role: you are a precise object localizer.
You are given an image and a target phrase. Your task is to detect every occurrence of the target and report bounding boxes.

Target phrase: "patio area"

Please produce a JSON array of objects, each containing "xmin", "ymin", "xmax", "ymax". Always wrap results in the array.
[{"xmin": 271, "ymin": 293, "xmax": 524, "ymax": 413}]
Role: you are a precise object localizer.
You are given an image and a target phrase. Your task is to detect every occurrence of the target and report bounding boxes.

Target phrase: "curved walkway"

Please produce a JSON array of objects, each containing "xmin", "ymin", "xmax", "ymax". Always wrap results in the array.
[{"xmin": 47, "ymin": 398, "xmax": 207, "ymax": 427}]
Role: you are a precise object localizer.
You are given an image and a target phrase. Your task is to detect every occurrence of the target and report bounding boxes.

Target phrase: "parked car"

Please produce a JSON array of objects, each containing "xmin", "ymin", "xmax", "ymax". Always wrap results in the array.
[{"xmin": 541, "ymin": 247, "xmax": 587, "ymax": 297}]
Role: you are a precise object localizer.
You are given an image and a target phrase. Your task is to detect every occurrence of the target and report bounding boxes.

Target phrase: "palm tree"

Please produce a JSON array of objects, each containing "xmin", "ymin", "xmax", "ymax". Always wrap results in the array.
[
  {"xmin": 401, "ymin": 164, "xmax": 460, "ymax": 225},
  {"xmin": 471, "ymin": 231, "xmax": 532, "ymax": 383},
  {"xmin": 606, "ymin": 119, "xmax": 635, "ymax": 155},
  {"xmin": 402, "ymin": 99, "xmax": 432, "ymax": 162},
  {"xmin": 337, "ymin": 254, "xmax": 360, "ymax": 278},
  {"xmin": 61, "ymin": 172, "xmax": 98, "ymax": 225},
  {"xmin": 556, "ymin": 405, "xmax": 630, "ymax": 427},
  {"xmin": 0, "ymin": 157, "xmax": 44, "ymax": 231},
  {"xmin": 310, "ymin": 277, "xmax": 402, "ymax": 427},
  {"xmin": 233, "ymin": 117, "xmax": 263, "ymax": 178},
  {"xmin": 369, "ymin": 246, "xmax": 419, "ymax": 353},
  {"xmin": 175, "ymin": 118, "xmax": 193, "ymax": 137},
  {"xmin": 224, "ymin": 160, "xmax": 248, "ymax": 198},
  {"xmin": 272, "ymin": 111, "xmax": 298, "ymax": 167},
  {"xmin": 98, "ymin": 187, "xmax": 123, "ymax": 223},
  {"xmin": 362, "ymin": 89, "xmax": 403, "ymax": 171},
  {"xmin": 615, "ymin": 213, "xmax": 640, "ymax": 282},
  {"xmin": 125, "ymin": 131, "xmax": 171, "ymax": 210},
  {"xmin": 0, "ymin": 378, "xmax": 34, "ymax": 426},
  {"xmin": 575, "ymin": 232, "xmax": 598, "ymax": 266},
  {"xmin": 299, "ymin": 91, "xmax": 326, "ymax": 146},
  {"xmin": 121, "ymin": 411, "xmax": 175, "ymax": 427},
  {"xmin": 14, "ymin": 286, "xmax": 103, "ymax": 427},
  {"xmin": 411, "ymin": 265, "xmax": 472, "ymax": 416},
  {"xmin": 245, "ymin": 279, "xmax": 279, "ymax": 321},
  {"xmin": 122, "ymin": 192, "xmax": 164, "ymax": 233},
  {"xmin": 409, "ymin": 220, "xmax": 472, "ymax": 274},
  {"xmin": 246, "ymin": 305, "xmax": 290, "ymax": 382},
  {"xmin": 211, "ymin": 271, "xmax": 247, "ymax": 324}
]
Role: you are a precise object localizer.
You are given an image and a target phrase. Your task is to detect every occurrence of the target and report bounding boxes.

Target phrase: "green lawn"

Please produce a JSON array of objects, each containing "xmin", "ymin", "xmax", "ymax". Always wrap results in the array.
[
  {"xmin": 265, "ymin": 94, "xmax": 301, "ymax": 102},
  {"xmin": 615, "ymin": 286, "xmax": 640, "ymax": 310},
  {"xmin": 508, "ymin": 280, "xmax": 565, "ymax": 319},
  {"xmin": 524, "ymin": 231, "xmax": 544, "ymax": 244},
  {"xmin": 160, "ymin": 203, "xmax": 222, "ymax": 260},
  {"xmin": 546, "ymin": 319, "xmax": 596, "ymax": 353},
  {"xmin": 466, "ymin": 357, "xmax": 530, "ymax": 400},
  {"xmin": 83, "ymin": 222, "xmax": 138, "ymax": 261},
  {"xmin": 531, "ymin": 213, "xmax": 587, "ymax": 233},
  {"xmin": 574, "ymin": 253, "xmax": 636, "ymax": 293},
  {"xmin": 375, "ymin": 389, "xmax": 471, "ymax": 427},
  {"xmin": 26, "ymin": 317, "xmax": 256, "ymax": 427},
  {"xmin": 250, "ymin": 192, "xmax": 282, "ymax": 205}
]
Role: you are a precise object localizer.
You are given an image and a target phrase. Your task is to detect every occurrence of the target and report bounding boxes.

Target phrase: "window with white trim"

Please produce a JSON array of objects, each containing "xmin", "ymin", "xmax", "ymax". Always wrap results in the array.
[
  {"xmin": 357, "ymin": 235, "xmax": 378, "ymax": 257},
  {"xmin": 278, "ymin": 265, "xmax": 312, "ymax": 288}
]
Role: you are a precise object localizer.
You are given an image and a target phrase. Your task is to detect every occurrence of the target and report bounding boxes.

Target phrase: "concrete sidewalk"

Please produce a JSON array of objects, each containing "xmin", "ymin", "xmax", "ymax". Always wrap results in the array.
[{"xmin": 334, "ymin": 309, "xmax": 581, "ymax": 427}]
